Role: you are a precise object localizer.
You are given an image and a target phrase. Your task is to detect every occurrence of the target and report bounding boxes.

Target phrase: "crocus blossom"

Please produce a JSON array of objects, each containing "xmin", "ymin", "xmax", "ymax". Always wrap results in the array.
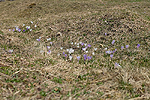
[
  {"xmin": 121, "ymin": 46, "xmax": 124, "ymax": 50},
  {"xmin": 106, "ymin": 50, "xmax": 113, "ymax": 54},
  {"xmin": 137, "ymin": 44, "xmax": 140, "ymax": 48},
  {"xmin": 69, "ymin": 56, "xmax": 73, "ymax": 60},
  {"xmin": 88, "ymin": 44, "xmax": 91, "ymax": 47},
  {"xmin": 60, "ymin": 47, "xmax": 63, "ymax": 50},
  {"xmin": 65, "ymin": 54, "xmax": 67, "ymax": 58},
  {"xmin": 83, "ymin": 54, "xmax": 87, "ymax": 60},
  {"xmin": 18, "ymin": 29, "xmax": 21, "ymax": 32},
  {"xmin": 126, "ymin": 45, "xmax": 129, "ymax": 48},
  {"xmin": 47, "ymin": 50, "xmax": 51, "ymax": 54},
  {"xmin": 87, "ymin": 56, "xmax": 92, "ymax": 60},
  {"xmin": 36, "ymin": 39, "xmax": 40, "ymax": 41},
  {"xmin": 85, "ymin": 51, "xmax": 88, "ymax": 53},
  {"xmin": 8, "ymin": 49, "xmax": 13, "ymax": 53},
  {"xmin": 94, "ymin": 48, "xmax": 97, "ymax": 51},
  {"xmin": 110, "ymin": 54, "xmax": 113, "ymax": 58},
  {"xmin": 31, "ymin": 21, "xmax": 33, "ymax": 24},
  {"xmin": 68, "ymin": 48, "xmax": 74, "ymax": 54},
  {"xmin": 82, "ymin": 48, "xmax": 86, "ymax": 51},
  {"xmin": 47, "ymin": 46, "xmax": 50, "ymax": 49},
  {"xmin": 114, "ymin": 63, "xmax": 122, "ymax": 68},
  {"xmin": 77, "ymin": 56, "xmax": 80, "ymax": 61},
  {"xmin": 81, "ymin": 43, "xmax": 84, "ymax": 46},
  {"xmin": 50, "ymin": 42, "xmax": 53, "ymax": 45},
  {"xmin": 112, "ymin": 40, "xmax": 115, "ymax": 45},
  {"xmin": 92, "ymin": 52, "xmax": 95, "ymax": 55}
]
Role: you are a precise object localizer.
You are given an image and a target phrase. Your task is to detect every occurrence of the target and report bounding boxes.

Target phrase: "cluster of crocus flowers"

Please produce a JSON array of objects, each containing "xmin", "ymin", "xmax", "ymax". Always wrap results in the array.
[
  {"xmin": 83, "ymin": 54, "xmax": 92, "ymax": 61},
  {"xmin": 36, "ymin": 37, "xmax": 41, "ymax": 41},
  {"xmin": 9, "ymin": 21, "xmax": 38, "ymax": 33}
]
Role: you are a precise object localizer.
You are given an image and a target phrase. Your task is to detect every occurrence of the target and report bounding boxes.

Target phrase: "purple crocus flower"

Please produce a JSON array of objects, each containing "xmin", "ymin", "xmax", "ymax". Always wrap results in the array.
[
  {"xmin": 63, "ymin": 52, "xmax": 65, "ymax": 55},
  {"xmin": 47, "ymin": 50, "xmax": 51, "ymax": 53},
  {"xmin": 50, "ymin": 42, "xmax": 53, "ymax": 45},
  {"xmin": 126, "ymin": 45, "xmax": 129, "ymax": 48},
  {"xmin": 87, "ymin": 56, "xmax": 92, "ymax": 60},
  {"xmin": 106, "ymin": 50, "xmax": 113, "ymax": 54},
  {"xmin": 105, "ymin": 33, "xmax": 107, "ymax": 36},
  {"xmin": 113, "ymin": 50, "xmax": 115, "ymax": 53},
  {"xmin": 110, "ymin": 54, "xmax": 113, "ymax": 58},
  {"xmin": 13, "ymin": 29, "xmax": 15, "ymax": 32},
  {"xmin": 81, "ymin": 43, "xmax": 84, "ymax": 46},
  {"xmin": 112, "ymin": 40, "xmax": 115, "ymax": 45},
  {"xmin": 9, "ymin": 29, "xmax": 11, "ymax": 31},
  {"xmin": 65, "ymin": 54, "xmax": 67, "ymax": 58},
  {"xmin": 83, "ymin": 54, "xmax": 87, "ymax": 61},
  {"xmin": 18, "ymin": 29, "xmax": 21, "ymax": 32},
  {"xmin": 87, "ymin": 44, "xmax": 91, "ymax": 47},
  {"xmin": 23, "ymin": 30, "xmax": 25, "ymax": 32},
  {"xmin": 121, "ymin": 46, "xmax": 124, "ymax": 50},
  {"xmin": 77, "ymin": 56, "xmax": 80, "ymax": 61},
  {"xmin": 137, "ymin": 44, "xmax": 140, "ymax": 48}
]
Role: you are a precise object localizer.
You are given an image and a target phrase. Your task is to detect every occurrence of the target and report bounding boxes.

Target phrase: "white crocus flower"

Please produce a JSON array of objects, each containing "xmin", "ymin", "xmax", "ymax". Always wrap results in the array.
[
  {"xmin": 94, "ymin": 48, "xmax": 97, "ymax": 51},
  {"xmin": 31, "ymin": 21, "xmax": 33, "ymax": 24},
  {"xmin": 106, "ymin": 51, "xmax": 112, "ymax": 54},
  {"xmin": 82, "ymin": 48, "xmax": 86, "ymax": 51},
  {"xmin": 104, "ymin": 48, "xmax": 107, "ymax": 50},
  {"xmin": 16, "ymin": 27, "xmax": 19, "ymax": 31},
  {"xmin": 47, "ymin": 46, "xmax": 50, "ymax": 49},
  {"xmin": 35, "ymin": 25, "xmax": 37, "ymax": 27},
  {"xmin": 30, "ymin": 29, "xmax": 32, "ymax": 31},
  {"xmin": 8, "ymin": 49, "xmax": 13, "ymax": 53},
  {"xmin": 71, "ymin": 42, "xmax": 73, "ymax": 45},
  {"xmin": 69, "ymin": 56, "xmax": 73, "ymax": 60},
  {"xmin": 68, "ymin": 48, "xmax": 74, "ymax": 54},
  {"xmin": 60, "ymin": 47, "xmax": 63, "ymax": 50},
  {"xmin": 92, "ymin": 52, "xmax": 95, "ymax": 55},
  {"xmin": 57, "ymin": 53, "xmax": 60, "ymax": 56},
  {"xmin": 85, "ymin": 51, "xmax": 88, "ymax": 53},
  {"xmin": 114, "ymin": 63, "xmax": 122, "ymax": 68},
  {"xmin": 47, "ymin": 38, "xmax": 51, "ymax": 41}
]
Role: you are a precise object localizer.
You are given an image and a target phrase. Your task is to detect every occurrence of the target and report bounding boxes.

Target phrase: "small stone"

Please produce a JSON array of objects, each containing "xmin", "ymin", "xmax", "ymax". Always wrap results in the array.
[{"xmin": 56, "ymin": 32, "xmax": 62, "ymax": 37}]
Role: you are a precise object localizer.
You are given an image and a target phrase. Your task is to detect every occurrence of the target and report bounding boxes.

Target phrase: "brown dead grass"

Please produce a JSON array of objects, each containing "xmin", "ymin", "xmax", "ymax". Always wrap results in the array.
[{"xmin": 0, "ymin": 0, "xmax": 150, "ymax": 100}]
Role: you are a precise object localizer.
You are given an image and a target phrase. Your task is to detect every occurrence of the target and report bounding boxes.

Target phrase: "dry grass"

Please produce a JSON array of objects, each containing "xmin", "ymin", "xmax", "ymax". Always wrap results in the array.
[{"xmin": 0, "ymin": 0, "xmax": 150, "ymax": 100}]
